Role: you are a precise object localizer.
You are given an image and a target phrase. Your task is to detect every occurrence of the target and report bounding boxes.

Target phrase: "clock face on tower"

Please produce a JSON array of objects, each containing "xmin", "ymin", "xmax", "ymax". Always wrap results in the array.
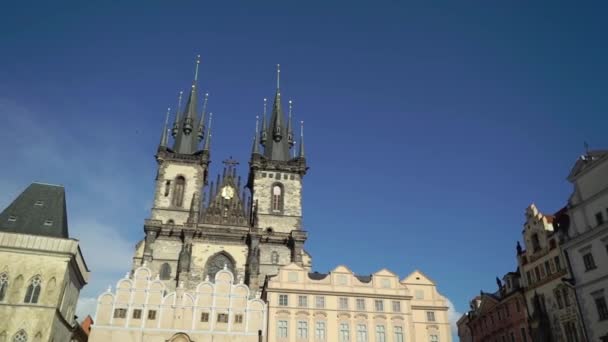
[{"xmin": 221, "ymin": 185, "xmax": 235, "ymax": 200}]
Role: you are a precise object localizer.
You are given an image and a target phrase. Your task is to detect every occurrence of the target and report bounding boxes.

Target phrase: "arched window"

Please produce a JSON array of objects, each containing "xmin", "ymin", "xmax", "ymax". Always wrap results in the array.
[
  {"xmin": 12, "ymin": 330, "xmax": 27, "ymax": 342},
  {"xmin": 24, "ymin": 276, "xmax": 41, "ymax": 304},
  {"xmin": 272, "ymin": 184, "xmax": 283, "ymax": 212},
  {"xmin": 205, "ymin": 253, "xmax": 235, "ymax": 282},
  {"xmin": 164, "ymin": 180, "xmax": 171, "ymax": 197},
  {"xmin": 0, "ymin": 273, "xmax": 8, "ymax": 302},
  {"xmin": 159, "ymin": 263, "xmax": 172, "ymax": 280},
  {"xmin": 271, "ymin": 251, "xmax": 279, "ymax": 265},
  {"xmin": 173, "ymin": 176, "xmax": 186, "ymax": 207}
]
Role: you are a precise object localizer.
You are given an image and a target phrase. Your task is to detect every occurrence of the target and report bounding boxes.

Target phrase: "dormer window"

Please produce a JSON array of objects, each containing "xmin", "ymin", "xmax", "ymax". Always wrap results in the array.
[
  {"xmin": 34, "ymin": 200, "xmax": 44, "ymax": 206},
  {"xmin": 8, "ymin": 216, "xmax": 17, "ymax": 222},
  {"xmin": 44, "ymin": 220, "xmax": 53, "ymax": 226}
]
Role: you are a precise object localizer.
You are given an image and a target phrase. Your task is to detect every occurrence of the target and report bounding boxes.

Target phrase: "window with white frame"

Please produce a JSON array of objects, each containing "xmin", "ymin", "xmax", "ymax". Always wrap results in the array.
[
  {"xmin": 339, "ymin": 323, "xmax": 350, "ymax": 342},
  {"xmin": 297, "ymin": 320, "xmax": 308, "ymax": 338},
  {"xmin": 392, "ymin": 300, "xmax": 401, "ymax": 312},
  {"xmin": 394, "ymin": 326, "xmax": 404, "ymax": 342},
  {"xmin": 356, "ymin": 324, "xmax": 367, "ymax": 342},
  {"xmin": 279, "ymin": 294, "xmax": 289, "ymax": 306},
  {"xmin": 278, "ymin": 320, "xmax": 288, "ymax": 338},
  {"xmin": 356, "ymin": 298, "xmax": 365, "ymax": 311},
  {"xmin": 339, "ymin": 297, "xmax": 349, "ymax": 310},
  {"xmin": 374, "ymin": 299, "xmax": 384, "ymax": 311},
  {"xmin": 375, "ymin": 325, "xmax": 386, "ymax": 342},
  {"xmin": 298, "ymin": 295, "xmax": 308, "ymax": 307},
  {"xmin": 316, "ymin": 296, "xmax": 325, "ymax": 308},
  {"xmin": 315, "ymin": 321, "xmax": 326, "ymax": 340},
  {"xmin": 583, "ymin": 252, "xmax": 597, "ymax": 271}
]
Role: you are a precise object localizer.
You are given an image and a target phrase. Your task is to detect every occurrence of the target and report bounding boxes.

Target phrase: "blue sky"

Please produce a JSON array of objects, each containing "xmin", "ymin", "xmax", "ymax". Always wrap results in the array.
[{"xmin": 1, "ymin": 1, "xmax": 607, "ymax": 338}]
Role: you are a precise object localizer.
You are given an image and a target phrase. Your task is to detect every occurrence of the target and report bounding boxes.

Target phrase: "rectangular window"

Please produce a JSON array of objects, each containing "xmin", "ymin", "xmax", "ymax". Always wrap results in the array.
[
  {"xmin": 555, "ymin": 289, "xmax": 564, "ymax": 309},
  {"xmin": 505, "ymin": 303, "xmax": 510, "ymax": 317},
  {"xmin": 521, "ymin": 327, "xmax": 528, "ymax": 342},
  {"xmin": 147, "ymin": 310, "xmax": 156, "ymax": 320},
  {"xmin": 516, "ymin": 300, "xmax": 521, "ymax": 312},
  {"xmin": 430, "ymin": 334, "xmax": 439, "ymax": 342},
  {"xmin": 554, "ymin": 256, "xmax": 562, "ymax": 271},
  {"xmin": 200, "ymin": 312, "xmax": 209, "ymax": 322},
  {"xmin": 298, "ymin": 295, "xmax": 308, "ymax": 307},
  {"xmin": 392, "ymin": 301, "xmax": 401, "ymax": 312},
  {"xmin": 278, "ymin": 320, "xmax": 288, "ymax": 338},
  {"xmin": 339, "ymin": 297, "xmax": 349, "ymax": 310},
  {"xmin": 532, "ymin": 233, "xmax": 541, "ymax": 252},
  {"xmin": 394, "ymin": 326, "xmax": 404, "ymax": 342},
  {"xmin": 374, "ymin": 299, "xmax": 384, "ymax": 312},
  {"xmin": 596, "ymin": 212, "xmax": 604, "ymax": 226},
  {"xmin": 356, "ymin": 324, "xmax": 367, "ymax": 342},
  {"xmin": 234, "ymin": 314, "xmax": 243, "ymax": 324},
  {"xmin": 132, "ymin": 309, "xmax": 142, "ymax": 319},
  {"xmin": 544, "ymin": 261, "xmax": 551, "ymax": 276},
  {"xmin": 526, "ymin": 271, "xmax": 533, "ymax": 285},
  {"xmin": 563, "ymin": 288, "xmax": 571, "ymax": 307},
  {"xmin": 316, "ymin": 296, "xmax": 325, "ymax": 308},
  {"xmin": 356, "ymin": 298, "xmax": 365, "ymax": 311},
  {"xmin": 340, "ymin": 323, "xmax": 350, "ymax": 342},
  {"xmin": 315, "ymin": 321, "xmax": 326, "ymax": 340},
  {"xmin": 279, "ymin": 294, "xmax": 289, "ymax": 306},
  {"xmin": 376, "ymin": 325, "xmax": 386, "ymax": 342},
  {"xmin": 510, "ymin": 332, "xmax": 515, "ymax": 342},
  {"xmin": 113, "ymin": 308, "xmax": 127, "ymax": 318},
  {"xmin": 535, "ymin": 266, "xmax": 541, "ymax": 281},
  {"xmin": 596, "ymin": 296, "xmax": 608, "ymax": 320},
  {"xmin": 217, "ymin": 313, "xmax": 228, "ymax": 323},
  {"xmin": 297, "ymin": 320, "xmax": 308, "ymax": 338},
  {"xmin": 583, "ymin": 253, "xmax": 597, "ymax": 271},
  {"xmin": 427, "ymin": 311, "xmax": 436, "ymax": 322},
  {"xmin": 415, "ymin": 289, "xmax": 424, "ymax": 299}
]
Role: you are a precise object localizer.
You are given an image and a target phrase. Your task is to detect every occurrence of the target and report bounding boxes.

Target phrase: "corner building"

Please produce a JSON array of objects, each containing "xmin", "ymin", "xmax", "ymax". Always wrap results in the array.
[{"xmin": 263, "ymin": 264, "xmax": 452, "ymax": 342}]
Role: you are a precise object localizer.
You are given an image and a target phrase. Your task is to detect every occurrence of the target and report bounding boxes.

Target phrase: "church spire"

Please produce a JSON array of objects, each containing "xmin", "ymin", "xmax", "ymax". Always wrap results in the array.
[
  {"xmin": 159, "ymin": 107, "xmax": 171, "ymax": 148},
  {"xmin": 171, "ymin": 91, "xmax": 184, "ymax": 137},
  {"xmin": 197, "ymin": 92, "xmax": 209, "ymax": 141},
  {"xmin": 299, "ymin": 120, "xmax": 305, "ymax": 159},
  {"xmin": 203, "ymin": 112, "xmax": 213, "ymax": 151},
  {"xmin": 173, "ymin": 55, "xmax": 205, "ymax": 154},
  {"xmin": 252, "ymin": 115, "xmax": 260, "ymax": 155},
  {"xmin": 287, "ymin": 100, "xmax": 294, "ymax": 148},
  {"xmin": 264, "ymin": 65, "xmax": 290, "ymax": 161},
  {"xmin": 260, "ymin": 98, "xmax": 267, "ymax": 146},
  {"xmin": 182, "ymin": 55, "xmax": 200, "ymax": 135}
]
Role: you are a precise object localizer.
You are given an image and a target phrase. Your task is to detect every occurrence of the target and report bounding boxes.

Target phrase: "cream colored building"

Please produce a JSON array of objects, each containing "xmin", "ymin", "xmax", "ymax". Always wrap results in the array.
[
  {"xmin": 0, "ymin": 183, "xmax": 90, "ymax": 342},
  {"xmin": 263, "ymin": 263, "xmax": 451, "ymax": 342},
  {"xmin": 90, "ymin": 265, "xmax": 266, "ymax": 342}
]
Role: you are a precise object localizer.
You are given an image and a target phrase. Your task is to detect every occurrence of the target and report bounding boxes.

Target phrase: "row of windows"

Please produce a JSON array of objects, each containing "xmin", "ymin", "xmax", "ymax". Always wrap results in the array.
[
  {"xmin": 261, "ymin": 172, "xmax": 296, "ymax": 181},
  {"xmin": 473, "ymin": 325, "xmax": 528, "ymax": 342},
  {"xmin": 0, "ymin": 273, "xmax": 42, "ymax": 304},
  {"xmin": 277, "ymin": 295, "xmax": 408, "ymax": 314},
  {"xmin": 525, "ymin": 256, "xmax": 562, "ymax": 286},
  {"xmin": 277, "ymin": 321, "xmax": 410, "ymax": 342},
  {"xmin": 113, "ymin": 308, "xmax": 246, "ymax": 324}
]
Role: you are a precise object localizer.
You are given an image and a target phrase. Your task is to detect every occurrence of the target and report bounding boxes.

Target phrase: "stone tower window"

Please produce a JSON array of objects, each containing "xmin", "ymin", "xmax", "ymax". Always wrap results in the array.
[
  {"xmin": 0, "ymin": 273, "xmax": 8, "ymax": 301},
  {"xmin": 24, "ymin": 275, "xmax": 41, "ymax": 304},
  {"xmin": 12, "ymin": 330, "xmax": 27, "ymax": 342},
  {"xmin": 205, "ymin": 252, "xmax": 235, "ymax": 282},
  {"xmin": 271, "ymin": 184, "xmax": 283, "ymax": 212},
  {"xmin": 271, "ymin": 251, "xmax": 279, "ymax": 265},
  {"xmin": 173, "ymin": 176, "xmax": 186, "ymax": 207},
  {"xmin": 164, "ymin": 180, "xmax": 171, "ymax": 197},
  {"xmin": 159, "ymin": 263, "xmax": 172, "ymax": 280}
]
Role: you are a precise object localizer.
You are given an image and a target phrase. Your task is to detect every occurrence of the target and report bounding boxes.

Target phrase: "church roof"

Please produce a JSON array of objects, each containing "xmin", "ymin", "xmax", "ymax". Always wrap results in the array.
[{"xmin": 0, "ymin": 182, "xmax": 69, "ymax": 238}]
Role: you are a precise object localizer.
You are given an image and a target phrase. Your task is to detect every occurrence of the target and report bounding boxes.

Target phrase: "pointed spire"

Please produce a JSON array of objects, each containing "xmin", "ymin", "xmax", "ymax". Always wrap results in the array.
[
  {"xmin": 299, "ymin": 120, "xmax": 305, "ymax": 158},
  {"xmin": 197, "ymin": 92, "xmax": 209, "ymax": 141},
  {"xmin": 160, "ymin": 107, "xmax": 171, "ymax": 148},
  {"xmin": 287, "ymin": 100, "xmax": 294, "ymax": 147},
  {"xmin": 172, "ymin": 91, "xmax": 184, "ymax": 137},
  {"xmin": 260, "ymin": 99, "xmax": 268, "ymax": 145},
  {"xmin": 252, "ymin": 116, "xmax": 260, "ymax": 155},
  {"xmin": 276, "ymin": 63, "xmax": 281, "ymax": 92},
  {"xmin": 194, "ymin": 54, "xmax": 201, "ymax": 82},
  {"xmin": 203, "ymin": 113, "xmax": 212, "ymax": 151},
  {"xmin": 182, "ymin": 55, "xmax": 201, "ymax": 135}
]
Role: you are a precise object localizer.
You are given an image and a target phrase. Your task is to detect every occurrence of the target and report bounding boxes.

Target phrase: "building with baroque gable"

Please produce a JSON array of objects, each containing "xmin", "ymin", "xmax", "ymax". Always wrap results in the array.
[
  {"xmin": 0, "ymin": 183, "xmax": 90, "ymax": 342},
  {"xmin": 558, "ymin": 150, "xmax": 608, "ymax": 342},
  {"xmin": 263, "ymin": 263, "xmax": 452, "ymax": 342},
  {"xmin": 89, "ymin": 265, "xmax": 266, "ymax": 341},
  {"xmin": 517, "ymin": 204, "xmax": 585, "ymax": 342}
]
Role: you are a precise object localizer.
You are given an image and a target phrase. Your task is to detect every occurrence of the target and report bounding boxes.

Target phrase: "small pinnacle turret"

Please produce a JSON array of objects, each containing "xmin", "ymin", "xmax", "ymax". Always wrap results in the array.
[
  {"xmin": 252, "ymin": 116, "xmax": 260, "ymax": 155},
  {"xmin": 159, "ymin": 107, "xmax": 171, "ymax": 148},
  {"xmin": 197, "ymin": 92, "xmax": 209, "ymax": 141},
  {"xmin": 172, "ymin": 91, "xmax": 184, "ymax": 137},
  {"xmin": 287, "ymin": 100, "xmax": 294, "ymax": 148},
  {"xmin": 299, "ymin": 120, "xmax": 305, "ymax": 159},
  {"xmin": 260, "ymin": 98, "xmax": 268, "ymax": 146},
  {"xmin": 203, "ymin": 113, "xmax": 213, "ymax": 152}
]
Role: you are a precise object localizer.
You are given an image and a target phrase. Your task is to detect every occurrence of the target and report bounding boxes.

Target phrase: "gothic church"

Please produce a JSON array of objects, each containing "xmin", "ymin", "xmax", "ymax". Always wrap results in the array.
[{"xmin": 133, "ymin": 58, "xmax": 311, "ymax": 296}]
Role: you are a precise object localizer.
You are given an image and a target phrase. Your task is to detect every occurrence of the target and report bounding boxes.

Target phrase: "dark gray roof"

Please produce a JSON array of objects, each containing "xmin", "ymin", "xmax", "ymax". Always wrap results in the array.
[
  {"xmin": 355, "ymin": 275, "xmax": 372, "ymax": 283},
  {"xmin": 0, "ymin": 183, "xmax": 69, "ymax": 238},
  {"xmin": 308, "ymin": 272, "xmax": 328, "ymax": 280},
  {"xmin": 263, "ymin": 91, "xmax": 291, "ymax": 161}
]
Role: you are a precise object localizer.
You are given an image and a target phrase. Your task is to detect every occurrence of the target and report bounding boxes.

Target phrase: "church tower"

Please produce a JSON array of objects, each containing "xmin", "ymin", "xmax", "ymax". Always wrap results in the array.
[{"xmin": 246, "ymin": 65, "xmax": 310, "ymax": 290}]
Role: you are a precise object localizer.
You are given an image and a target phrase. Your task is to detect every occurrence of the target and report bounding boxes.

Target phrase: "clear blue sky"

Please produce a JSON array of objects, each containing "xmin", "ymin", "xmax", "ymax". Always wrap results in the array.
[{"xmin": 1, "ymin": 1, "xmax": 607, "ymax": 338}]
